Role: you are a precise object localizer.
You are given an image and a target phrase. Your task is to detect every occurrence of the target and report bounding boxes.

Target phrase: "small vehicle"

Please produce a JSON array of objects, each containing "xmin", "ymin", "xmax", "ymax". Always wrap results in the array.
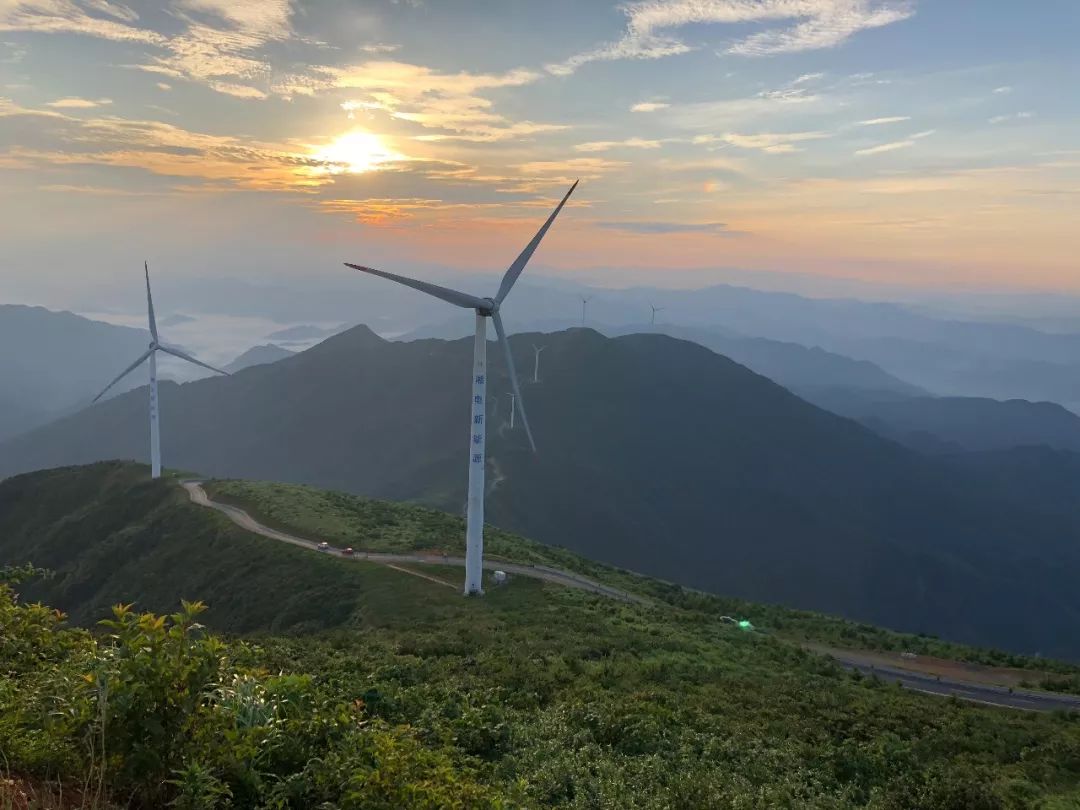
[
  {"xmin": 342, "ymin": 547, "xmax": 355, "ymax": 556},
  {"xmin": 317, "ymin": 542, "xmax": 330, "ymax": 552}
]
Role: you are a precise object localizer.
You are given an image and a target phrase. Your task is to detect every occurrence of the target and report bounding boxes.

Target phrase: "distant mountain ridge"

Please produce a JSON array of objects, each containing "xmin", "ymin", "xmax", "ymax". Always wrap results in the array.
[
  {"xmin": 225, "ymin": 344, "xmax": 294, "ymax": 373},
  {"xmin": 0, "ymin": 304, "xmax": 152, "ymax": 440},
  {"xmin": 401, "ymin": 317, "xmax": 924, "ymax": 401},
  {"xmin": 4, "ymin": 325, "xmax": 1080, "ymax": 657},
  {"xmin": 827, "ymin": 395, "xmax": 1080, "ymax": 454}
]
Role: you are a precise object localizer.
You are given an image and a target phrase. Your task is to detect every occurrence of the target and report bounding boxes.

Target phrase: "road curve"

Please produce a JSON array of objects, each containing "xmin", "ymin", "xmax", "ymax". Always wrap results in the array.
[
  {"xmin": 181, "ymin": 483, "xmax": 1080, "ymax": 711},
  {"xmin": 830, "ymin": 653, "xmax": 1080, "ymax": 713},
  {"xmin": 181, "ymin": 480, "xmax": 647, "ymax": 604}
]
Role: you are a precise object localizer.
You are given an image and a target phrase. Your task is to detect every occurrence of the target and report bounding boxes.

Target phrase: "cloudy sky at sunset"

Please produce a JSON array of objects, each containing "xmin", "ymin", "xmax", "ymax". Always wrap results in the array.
[{"xmin": 1, "ymin": 0, "xmax": 1078, "ymax": 301}]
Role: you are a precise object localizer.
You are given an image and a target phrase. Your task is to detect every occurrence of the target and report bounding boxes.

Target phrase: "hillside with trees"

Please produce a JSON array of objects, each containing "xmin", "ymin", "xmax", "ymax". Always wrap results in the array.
[{"xmin": 3, "ymin": 463, "xmax": 1080, "ymax": 807}]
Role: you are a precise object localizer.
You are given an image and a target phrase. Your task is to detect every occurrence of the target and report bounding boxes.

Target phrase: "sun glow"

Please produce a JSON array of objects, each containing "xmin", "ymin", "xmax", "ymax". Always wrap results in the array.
[{"xmin": 311, "ymin": 130, "xmax": 401, "ymax": 174}]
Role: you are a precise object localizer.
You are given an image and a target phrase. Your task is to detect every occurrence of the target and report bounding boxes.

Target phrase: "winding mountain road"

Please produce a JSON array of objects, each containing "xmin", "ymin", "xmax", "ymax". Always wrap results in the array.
[
  {"xmin": 181, "ymin": 480, "xmax": 1080, "ymax": 712},
  {"xmin": 827, "ymin": 653, "xmax": 1080, "ymax": 713},
  {"xmin": 181, "ymin": 481, "xmax": 646, "ymax": 604}
]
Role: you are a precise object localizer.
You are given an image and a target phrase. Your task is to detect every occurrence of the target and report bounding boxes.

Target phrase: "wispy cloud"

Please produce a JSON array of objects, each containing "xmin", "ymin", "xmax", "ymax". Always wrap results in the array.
[
  {"xmin": 517, "ymin": 157, "xmax": 627, "ymax": 175},
  {"xmin": 717, "ymin": 130, "xmax": 830, "ymax": 153},
  {"xmin": 329, "ymin": 61, "xmax": 563, "ymax": 142},
  {"xmin": 993, "ymin": 85, "xmax": 1013, "ymax": 94},
  {"xmin": 858, "ymin": 116, "xmax": 910, "ymax": 126},
  {"xmin": 855, "ymin": 139, "xmax": 914, "ymax": 156},
  {"xmin": 546, "ymin": 0, "xmax": 915, "ymax": 75},
  {"xmin": 989, "ymin": 111, "xmax": 1034, "ymax": 124},
  {"xmin": 665, "ymin": 84, "xmax": 829, "ymax": 130},
  {"xmin": 0, "ymin": 0, "xmax": 165, "ymax": 44},
  {"xmin": 631, "ymin": 101, "xmax": 669, "ymax": 112},
  {"xmin": 593, "ymin": 220, "xmax": 739, "ymax": 235},
  {"xmin": 176, "ymin": 0, "xmax": 292, "ymax": 39},
  {"xmin": 574, "ymin": 138, "xmax": 663, "ymax": 152},
  {"xmin": 45, "ymin": 96, "xmax": 112, "ymax": 108},
  {"xmin": 0, "ymin": 100, "xmax": 351, "ymax": 191}
]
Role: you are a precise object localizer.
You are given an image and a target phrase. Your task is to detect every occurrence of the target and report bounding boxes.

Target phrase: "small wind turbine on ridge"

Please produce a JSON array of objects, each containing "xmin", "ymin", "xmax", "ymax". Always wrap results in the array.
[
  {"xmin": 532, "ymin": 344, "xmax": 545, "ymax": 383},
  {"xmin": 346, "ymin": 180, "xmax": 579, "ymax": 595},
  {"xmin": 650, "ymin": 304, "xmax": 664, "ymax": 326},
  {"xmin": 92, "ymin": 262, "xmax": 229, "ymax": 479},
  {"xmin": 580, "ymin": 295, "xmax": 592, "ymax": 326}
]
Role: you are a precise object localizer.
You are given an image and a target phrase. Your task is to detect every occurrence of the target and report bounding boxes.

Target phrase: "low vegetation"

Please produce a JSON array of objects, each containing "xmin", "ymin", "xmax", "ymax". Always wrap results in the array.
[
  {"xmin": 208, "ymin": 476, "xmax": 1080, "ymax": 675},
  {"xmin": 4, "ymin": 463, "xmax": 1080, "ymax": 807}
]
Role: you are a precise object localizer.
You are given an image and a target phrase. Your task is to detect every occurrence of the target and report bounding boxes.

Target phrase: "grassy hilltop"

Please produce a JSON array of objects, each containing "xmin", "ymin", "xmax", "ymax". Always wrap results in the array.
[{"xmin": 2, "ymin": 462, "xmax": 1080, "ymax": 808}]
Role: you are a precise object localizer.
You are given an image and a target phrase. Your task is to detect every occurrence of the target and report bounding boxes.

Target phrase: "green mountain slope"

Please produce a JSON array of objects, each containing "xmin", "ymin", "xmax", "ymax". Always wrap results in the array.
[
  {"xmin": 4, "ymin": 462, "xmax": 1080, "ymax": 808},
  {"xmin": 5, "ymin": 327, "xmax": 1080, "ymax": 658}
]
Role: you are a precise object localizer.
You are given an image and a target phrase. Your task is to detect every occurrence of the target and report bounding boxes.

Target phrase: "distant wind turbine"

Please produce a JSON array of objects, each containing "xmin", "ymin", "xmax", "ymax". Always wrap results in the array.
[
  {"xmin": 92, "ymin": 262, "xmax": 229, "ymax": 479},
  {"xmin": 580, "ymin": 295, "xmax": 592, "ymax": 326},
  {"xmin": 346, "ymin": 180, "xmax": 579, "ymax": 595},
  {"xmin": 650, "ymin": 304, "xmax": 664, "ymax": 326},
  {"xmin": 532, "ymin": 344, "xmax": 545, "ymax": 384},
  {"xmin": 506, "ymin": 393, "xmax": 516, "ymax": 429}
]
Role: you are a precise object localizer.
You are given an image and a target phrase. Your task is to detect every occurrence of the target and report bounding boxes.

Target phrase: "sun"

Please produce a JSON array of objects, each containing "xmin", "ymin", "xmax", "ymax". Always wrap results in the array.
[{"xmin": 312, "ymin": 130, "xmax": 400, "ymax": 174}]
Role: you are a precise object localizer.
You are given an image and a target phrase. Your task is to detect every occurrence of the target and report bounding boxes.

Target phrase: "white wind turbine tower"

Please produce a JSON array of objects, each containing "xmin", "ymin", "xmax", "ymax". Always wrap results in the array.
[
  {"xmin": 650, "ymin": 304, "xmax": 664, "ymax": 326},
  {"xmin": 92, "ymin": 262, "xmax": 229, "ymax": 479},
  {"xmin": 580, "ymin": 295, "xmax": 592, "ymax": 326},
  {"xmin": 346, "ymin": 180, "xmax": 578, "ymax": 595},
  {"xmin": 532, "ymin": 344, "xmax": 545, "ymax": 384}
]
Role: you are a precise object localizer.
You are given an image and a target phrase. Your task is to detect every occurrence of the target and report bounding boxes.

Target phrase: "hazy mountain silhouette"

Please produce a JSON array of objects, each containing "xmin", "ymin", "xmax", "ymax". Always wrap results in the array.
[
  {"xmin": 403, "ymin": 317, "xmax": 924, "ymax": 402},
  {"xmin": 0, "ymin": 305, "xmax": 152, "ymax": 440},
  {"xmin": 225, "ymin": 344, "xmax": 294, "ymax": 373},
  {"xmin": 822, "ymin": 395, "xmax": 1080, "ymax": 453},
  {"xmin": 4, "ymin": 325, "xmax": 1080, "ymax": 657}
]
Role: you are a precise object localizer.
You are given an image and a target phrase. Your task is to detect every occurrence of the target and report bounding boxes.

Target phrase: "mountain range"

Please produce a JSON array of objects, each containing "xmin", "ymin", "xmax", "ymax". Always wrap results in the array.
[
  {"xmin": 0, "ymin": 305, "xmax": 151, "ymax": 440},
  {"xmin": 4, "ymin": 325, "xmax": 1080, "ymax": 657},
  {"xmin": 224, "ymin": 343, "xmax": 294, "ymax": 373}
]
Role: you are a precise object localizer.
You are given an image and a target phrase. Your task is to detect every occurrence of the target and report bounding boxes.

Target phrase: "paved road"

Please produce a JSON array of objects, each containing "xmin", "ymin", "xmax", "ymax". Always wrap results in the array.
[
  {"xmin": 182, "ymin": 481, "xmax": 1080, "ymax": 712},
  {"xmin": 830, "ymin": 653, "xmax": 1080, "ymax": 712},
  {"xmin": 181, "ymin": 481, "xmax": 646, "ymax": 604}
]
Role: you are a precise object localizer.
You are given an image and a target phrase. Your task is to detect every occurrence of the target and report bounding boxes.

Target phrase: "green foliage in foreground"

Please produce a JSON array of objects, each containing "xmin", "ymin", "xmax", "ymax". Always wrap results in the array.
[
  {"xmin": 5, "ymin": 464, "xmax": 1080, "ymax": 807},
  {"xmin": 5, "ymin": 580, "xmax": 1080, "ymax": 809},
  {"xmin": 0, "ymin": 587, "xmax": 502, "ymax": 808}
]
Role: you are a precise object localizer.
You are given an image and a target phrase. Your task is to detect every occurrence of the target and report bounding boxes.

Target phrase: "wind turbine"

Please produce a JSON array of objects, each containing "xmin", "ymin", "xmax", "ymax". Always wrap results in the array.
[
  {"xmin": 346, "ymin": 180, "xmax": 579, "ymax": 595},
  {"xmin": 506, "ymin": 393, "xmax": 516, "ymax": 429},
  {"xmin": 650, "ymin": 304, "xmax": 664, "ymax": 326},
  {"xmin": 532, "ymin": 344, "xmax": 545, "ymax": 384},
  {"xmin": 92, "ymin": 262, "xmax": 229, "ymax": 479},
  {"xmin": 580, "ymin": 295, "xmax": 592, "ymax": 326}
]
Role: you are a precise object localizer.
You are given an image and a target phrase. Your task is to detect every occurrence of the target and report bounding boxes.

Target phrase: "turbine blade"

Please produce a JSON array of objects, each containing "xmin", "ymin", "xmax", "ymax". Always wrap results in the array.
[
  {"xmin": 93, "ymin": 348, "xmax": 154, "ymax": 403},
  {"xmin": 158, "ymin": 345, "xmax": 229, "ymax": 376},
  {"xmin": 495, "ymin": 180, "xmax": 578, "ymax": 304},
  {"xmin": 345, "ymin": 263, "xmax": 488, "ymax": 310},
  {"xmin": 145, "ymin": 261, "xmax": 158, "ymax": 342},
  {"xmin": 493, "ymin": 312, "xmax": 536, "ymax": 452}
]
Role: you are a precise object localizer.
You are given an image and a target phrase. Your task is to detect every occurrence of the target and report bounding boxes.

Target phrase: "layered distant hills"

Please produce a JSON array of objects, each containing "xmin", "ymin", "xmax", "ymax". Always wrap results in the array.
[
  {"xmin": 4, "ymin": 325, "xmax": 1080, "ymax": 657},
  {"xmin": 224, "ymin": 343, "xmax": 294, "ymax": 373},
  {"xmin": 0, "ymin": 305, "xmax": 151, "ymax": 440}
]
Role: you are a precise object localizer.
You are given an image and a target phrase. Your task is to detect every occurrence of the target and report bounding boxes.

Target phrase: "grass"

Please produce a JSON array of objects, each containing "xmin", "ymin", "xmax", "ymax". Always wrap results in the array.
[
  {"xmin": 205, "ymin": 476, "xmax": 1080, "ymax": 677},
  {"xmin": 6, "ymin": 463, "xmax": 1080, "ymax": 806}
]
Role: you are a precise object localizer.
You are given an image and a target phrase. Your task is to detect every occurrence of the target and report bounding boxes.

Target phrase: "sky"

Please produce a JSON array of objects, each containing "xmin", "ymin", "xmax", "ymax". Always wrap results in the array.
[{"xmin": 1, "ymin": 0, "xmax": 1079, "ymax": 303}]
